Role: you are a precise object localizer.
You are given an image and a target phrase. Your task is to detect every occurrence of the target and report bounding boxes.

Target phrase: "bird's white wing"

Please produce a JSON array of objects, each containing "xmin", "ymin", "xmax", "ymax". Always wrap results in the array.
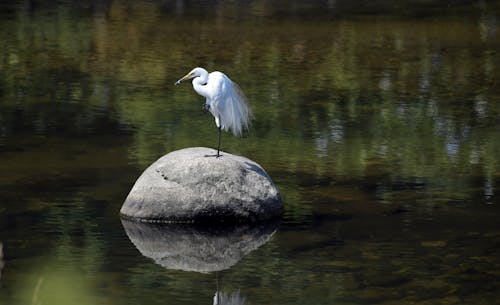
[{"xmin": 209, "ymin": 72, "xmax": 252, "ymax": 136}]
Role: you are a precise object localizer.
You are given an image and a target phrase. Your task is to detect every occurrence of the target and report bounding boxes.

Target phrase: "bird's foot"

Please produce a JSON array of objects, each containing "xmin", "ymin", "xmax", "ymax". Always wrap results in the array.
[
  {"xmin": 203, "ymin": 153, "xmax": 222, "ymax": 158},
  {"xmin": 202, "ymin": 104, "xmax": 210, "ymax": 113}
]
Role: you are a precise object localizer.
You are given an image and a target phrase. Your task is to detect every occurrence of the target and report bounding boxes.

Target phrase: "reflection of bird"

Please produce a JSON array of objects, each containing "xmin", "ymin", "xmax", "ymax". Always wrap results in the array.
[
  {"xmin": 175, "ymin": 67, "xmax": 252, "ymax": 157},
  {"xmin": 213, "ymin": 291, "xmax": 245, "ymax": 305},
  {"xmin": 213, "ymin": 272, "xmax": 246, "ymax": 305}
]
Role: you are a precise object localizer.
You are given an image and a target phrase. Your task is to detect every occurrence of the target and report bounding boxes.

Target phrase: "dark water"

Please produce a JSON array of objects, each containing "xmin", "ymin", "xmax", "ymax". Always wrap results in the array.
[{"xmin": 1, "ymin": 1, "xmax": 499, "ymax": 304}]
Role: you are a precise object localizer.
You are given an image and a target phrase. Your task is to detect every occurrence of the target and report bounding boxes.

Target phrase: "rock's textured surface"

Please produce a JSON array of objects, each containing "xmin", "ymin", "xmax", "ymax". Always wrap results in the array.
[{"xmin": 120, "ymin": 147, "xmax": 282, "ymax": 222}]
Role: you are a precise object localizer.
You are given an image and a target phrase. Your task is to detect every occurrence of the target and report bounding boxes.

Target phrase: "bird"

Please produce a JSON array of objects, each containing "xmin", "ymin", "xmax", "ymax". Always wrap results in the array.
[{"xmin": 175, "ymin": 67, "xmax": 252, "ymax": 157}]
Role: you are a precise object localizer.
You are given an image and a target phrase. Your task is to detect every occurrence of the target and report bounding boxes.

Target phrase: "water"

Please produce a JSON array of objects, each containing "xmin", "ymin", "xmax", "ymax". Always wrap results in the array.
[{"xmin": 0, "ymin": 1, "xmax": 499, "ymax": 304}]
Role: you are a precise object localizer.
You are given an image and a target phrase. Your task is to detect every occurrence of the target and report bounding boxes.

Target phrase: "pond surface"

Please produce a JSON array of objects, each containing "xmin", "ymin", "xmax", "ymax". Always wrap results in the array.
[{"xmin": 1, "ymin": 0, "xmax": 500, "ymax": 304}]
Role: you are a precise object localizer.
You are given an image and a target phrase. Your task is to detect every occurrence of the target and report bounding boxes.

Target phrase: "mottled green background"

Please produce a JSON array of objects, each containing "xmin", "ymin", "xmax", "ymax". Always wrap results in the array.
[{"xmin": 0, "ymin": 1, "xmax": 499, "ymax": 304}]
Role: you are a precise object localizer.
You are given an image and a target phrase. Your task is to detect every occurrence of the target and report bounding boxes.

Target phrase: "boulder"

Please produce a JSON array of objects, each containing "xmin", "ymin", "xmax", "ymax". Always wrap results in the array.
[{"xmin": 120, "ymin": 147, "xmax": 282, "ymax": 222}]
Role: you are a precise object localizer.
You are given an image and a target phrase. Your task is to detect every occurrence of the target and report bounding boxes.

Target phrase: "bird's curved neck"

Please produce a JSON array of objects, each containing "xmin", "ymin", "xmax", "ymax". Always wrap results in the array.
[{"xmin": 192, "ymin": 75, "xmax": 210, "ymax": 97}]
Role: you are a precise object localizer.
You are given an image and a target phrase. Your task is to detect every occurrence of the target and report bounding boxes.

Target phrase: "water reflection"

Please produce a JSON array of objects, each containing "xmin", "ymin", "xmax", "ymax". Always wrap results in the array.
[
  {"xmin": 0, "ymin": 1, "xmax": 499, "ymax": 304},
  {"xmin": 122, "ymin": 220, "xmax": 278, "ymax": 304},
  {"xmin": 213, "ymin": 273, "xmax": 245, "ymax": 305},
  {"xmin": 0, "ymin": 242, "xmax": 4, "ymax": 284},
  {"xmin": 121, "ymin": 219, "xmax": 278, "ymax": 273}
]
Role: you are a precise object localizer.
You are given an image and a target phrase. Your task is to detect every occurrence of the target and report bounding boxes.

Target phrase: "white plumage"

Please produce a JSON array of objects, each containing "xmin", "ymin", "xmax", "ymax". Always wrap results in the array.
[{"xmin": 175, "ymin": 67, "xmax": 252, "ymax": 157}]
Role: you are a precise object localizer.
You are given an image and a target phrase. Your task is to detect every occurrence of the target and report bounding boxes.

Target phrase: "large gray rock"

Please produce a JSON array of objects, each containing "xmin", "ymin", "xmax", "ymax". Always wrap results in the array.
[{"xmin": 120, "ymin": 147, "xmax": 282, "ymax": 222}]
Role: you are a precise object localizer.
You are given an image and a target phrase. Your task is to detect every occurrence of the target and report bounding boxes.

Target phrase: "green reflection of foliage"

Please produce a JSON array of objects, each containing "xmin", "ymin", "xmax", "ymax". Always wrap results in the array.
[
  {"xmin": 0, "ymin": 2, "xmax": 499, "ymax": 305},
  {"xmin": 1, "ymin": 1, "xmax": 499, "ymax": 202},
  {"xmin": 17, "ymin": 268, "xmax": 96, "ymax": 305}
]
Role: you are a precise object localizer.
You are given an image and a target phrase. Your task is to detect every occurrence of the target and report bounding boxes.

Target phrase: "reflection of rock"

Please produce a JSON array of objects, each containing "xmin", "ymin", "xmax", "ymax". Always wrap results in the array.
[
  {"xmin": 120, "ymin": 147, "xmax": 282, "ymax": 222},
  {"xmin": 121, "ymin": 219, "xmax": 278, "ymax": 273}
]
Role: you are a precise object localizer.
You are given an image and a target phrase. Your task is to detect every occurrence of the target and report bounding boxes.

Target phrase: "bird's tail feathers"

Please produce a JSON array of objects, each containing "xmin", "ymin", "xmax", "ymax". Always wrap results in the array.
[{"xmin": 222, "ymin": 81, "xmax": 252, "ymax": 137}]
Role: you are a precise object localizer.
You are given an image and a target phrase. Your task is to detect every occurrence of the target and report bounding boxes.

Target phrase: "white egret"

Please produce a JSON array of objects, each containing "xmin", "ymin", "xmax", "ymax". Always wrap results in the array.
[{"xmin": 175, "ymin": 67, "xmax": 252, "ymax": 157}]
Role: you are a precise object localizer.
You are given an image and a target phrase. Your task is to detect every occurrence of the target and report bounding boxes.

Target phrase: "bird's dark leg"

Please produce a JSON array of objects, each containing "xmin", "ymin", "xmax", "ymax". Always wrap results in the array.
[{"xmin": 216, "ymin": 124, "xmax": 221, "ymax": 158}]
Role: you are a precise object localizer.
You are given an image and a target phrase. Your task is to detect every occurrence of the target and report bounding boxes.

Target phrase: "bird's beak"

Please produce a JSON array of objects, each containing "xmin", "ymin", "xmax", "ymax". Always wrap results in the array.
[{"xmin": 174, "ymin": 72, "xmax": 194, "ymax": 85}]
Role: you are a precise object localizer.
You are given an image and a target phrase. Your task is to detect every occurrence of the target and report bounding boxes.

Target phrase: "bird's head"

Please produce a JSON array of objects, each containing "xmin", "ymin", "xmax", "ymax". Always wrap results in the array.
[{"xmin": 174, "ymin": 67, "xmax": 207, "ymax": 85}]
